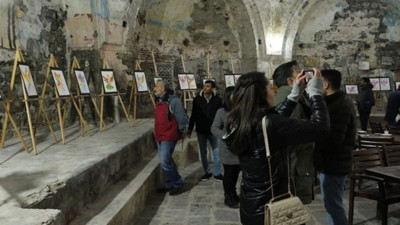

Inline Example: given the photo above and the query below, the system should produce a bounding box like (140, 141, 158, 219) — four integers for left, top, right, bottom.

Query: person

(188, 80, 223, 181)
(356, 77, 375, 131)
(315, 69, 356, 225)
(211, 86, 240, 208)
(153, 80, 188, 195)
(272, 60, 315, 204)
(223, 71, 330, 225)
(384, 85, 400, 127)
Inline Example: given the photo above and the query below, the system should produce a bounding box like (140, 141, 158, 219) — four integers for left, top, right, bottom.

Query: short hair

(321, 69, 342, 90)
(204, 80, 216, 88)
(156, 79, 169, 90)
(272, 60, 298, 88)
(361, 77, 370, 83)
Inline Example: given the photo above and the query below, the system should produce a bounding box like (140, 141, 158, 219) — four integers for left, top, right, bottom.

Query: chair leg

(349, 179, 355, 225)
(381, 204, 388, 225)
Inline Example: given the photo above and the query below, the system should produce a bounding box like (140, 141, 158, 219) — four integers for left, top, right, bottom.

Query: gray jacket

(211, 108, 240, 165)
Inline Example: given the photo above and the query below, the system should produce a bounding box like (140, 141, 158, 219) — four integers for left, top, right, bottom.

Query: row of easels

(0, 48, 147, 155)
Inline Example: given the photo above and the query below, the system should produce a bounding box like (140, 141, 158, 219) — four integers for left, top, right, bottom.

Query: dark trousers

(223, 164, 241, 195)
(359, 112, 370, 131)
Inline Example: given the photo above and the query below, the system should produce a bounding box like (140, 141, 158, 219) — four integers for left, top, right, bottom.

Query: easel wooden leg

(100, 95, 105, 131)
(56, 99, 66, 144)
(70, 98, 91, 136)
(0, 108, 10, 148)
(1, 102, 29, 152)
(118, 95, 131, 125)
(91, 96, 105, 128)
(133, 93, 137, 126)
(24, 101, 38, 154)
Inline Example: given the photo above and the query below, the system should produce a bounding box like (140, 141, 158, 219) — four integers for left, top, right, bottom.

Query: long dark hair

(226, 72, 269, 155)
(223, 86, 235, 111)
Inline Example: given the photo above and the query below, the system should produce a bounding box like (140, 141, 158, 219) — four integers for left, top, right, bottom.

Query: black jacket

(315, 91, 356, 175)
(357, 84, 375, 113)
(188, 91, 222, 135)
(237, 95, 330, 225)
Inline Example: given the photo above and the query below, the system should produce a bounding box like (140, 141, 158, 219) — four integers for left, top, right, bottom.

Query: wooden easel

(1, 47, 56, 154)
(38, 54, 91, 144)
(180, 55, 196, 109)
(99, 59, 131, 130)
(127, 59, 155, 126)
(0, 100, 29, 152)
(70, 56, 105, 129)
(229, 54, 236, 74)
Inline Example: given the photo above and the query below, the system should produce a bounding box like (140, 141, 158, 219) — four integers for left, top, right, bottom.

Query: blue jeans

(319, 173, 348, 225)
(157, 141, 183, 189)
(197, 133, 221, 175)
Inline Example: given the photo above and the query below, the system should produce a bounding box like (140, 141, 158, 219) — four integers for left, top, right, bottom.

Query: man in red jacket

(154, 80, 188, 195)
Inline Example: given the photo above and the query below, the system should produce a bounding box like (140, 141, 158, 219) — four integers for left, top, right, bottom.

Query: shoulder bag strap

(262, 116, 292, 202)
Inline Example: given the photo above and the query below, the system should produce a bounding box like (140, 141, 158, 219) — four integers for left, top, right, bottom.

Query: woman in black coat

(224, 71, 330, 225)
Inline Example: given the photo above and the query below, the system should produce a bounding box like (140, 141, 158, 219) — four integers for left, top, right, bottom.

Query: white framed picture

(345, 85, 359, 94)
(101, 70, 118, 93)
(178, 74, 189, 90)
(74, 69, 90, 95)
(379, 77, 390, 91)
(18, 63, 38, 97)
(369, 78, 380, 91)
(50, 68, 71, 97)
(187, 74, 197, 90)
(134, 70, 149, 92)
(225, 75, 235, 87)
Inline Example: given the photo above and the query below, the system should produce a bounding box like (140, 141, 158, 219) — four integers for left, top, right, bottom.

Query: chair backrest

(352, 148, 383, 174)
(357, 135, 394, 149)
(389, 126, 400, 134)
(369, 121, 385, 134)
(382, 145, 400, 166)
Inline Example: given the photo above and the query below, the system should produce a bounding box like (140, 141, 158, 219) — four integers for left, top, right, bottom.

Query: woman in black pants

(211, 86, 241, 208)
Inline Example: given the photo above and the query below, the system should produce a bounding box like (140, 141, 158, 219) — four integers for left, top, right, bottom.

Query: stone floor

(133, 161, 400, 225)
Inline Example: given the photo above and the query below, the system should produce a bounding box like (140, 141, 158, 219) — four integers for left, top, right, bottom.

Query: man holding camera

(272, 60, 315, 204)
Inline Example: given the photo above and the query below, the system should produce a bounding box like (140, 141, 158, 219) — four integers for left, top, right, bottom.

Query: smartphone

(304, 70, 314, 83)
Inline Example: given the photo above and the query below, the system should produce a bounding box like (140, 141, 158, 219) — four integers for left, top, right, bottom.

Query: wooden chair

(382, 145, 400, 166)
(348, 173, 400, 225)
(349, 148, 400, 225)
(370, 121, 385, 134)
(357, 135, 394, 149)
(388, 126, 400, 134)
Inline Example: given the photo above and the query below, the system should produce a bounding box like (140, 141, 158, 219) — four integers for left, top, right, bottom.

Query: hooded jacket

(357, 83, 375, 113)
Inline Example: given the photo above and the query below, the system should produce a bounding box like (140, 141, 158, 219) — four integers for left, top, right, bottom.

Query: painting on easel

(134, 71, 149, 92)
(178, 74, 190, 90)
(50, 68, 71, 97)
(101, 69, 118, 93)
(18, 63, 38, 97)
(74, 69, 90, 95)
(225, 75, 235, 87)
(187, 74, 197, 90)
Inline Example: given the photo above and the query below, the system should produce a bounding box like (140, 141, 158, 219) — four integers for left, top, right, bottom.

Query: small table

(364, 165, 400, 183)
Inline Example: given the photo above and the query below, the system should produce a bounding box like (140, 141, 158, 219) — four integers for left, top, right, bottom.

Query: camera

(304, 70, 314, 83)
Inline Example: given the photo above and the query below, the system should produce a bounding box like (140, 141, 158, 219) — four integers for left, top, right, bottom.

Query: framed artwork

(395, 82, 400, 90)
(225, 75, 235, 87)
(178, 74, 189, 90)
(203, 78, 216, 85)
(358, 61, 370, 70)
(379, 77, 391, 91)
(74, 69, 90, 95)
(187, 74, 197, 90)
(369, 78, 380, 91)
(50, 68, 71, 97)
(345, 85, 359, 94)
(101, 70, 118, 93)
(234, 74, 241, 84)
(134, 71, 149, 92)
(18, 63, 38, 97)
